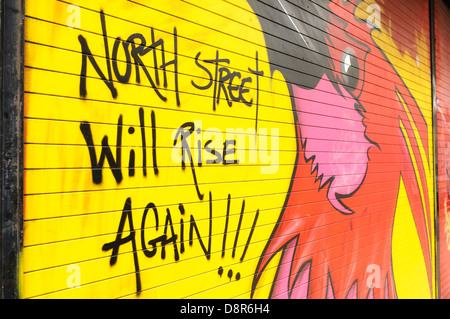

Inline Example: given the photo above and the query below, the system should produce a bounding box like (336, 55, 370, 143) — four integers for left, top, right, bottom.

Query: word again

(102, 192, 259, 295)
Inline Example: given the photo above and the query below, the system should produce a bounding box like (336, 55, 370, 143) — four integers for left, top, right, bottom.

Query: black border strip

(429, 0, 440, 300)
(0, 0, 24, 299)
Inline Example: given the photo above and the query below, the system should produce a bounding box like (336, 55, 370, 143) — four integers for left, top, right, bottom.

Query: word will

(80, 107, 158, 185)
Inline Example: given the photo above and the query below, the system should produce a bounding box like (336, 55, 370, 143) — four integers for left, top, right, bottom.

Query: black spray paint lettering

(219, 196, 259, 282)
(78, 10, 179, 105)
(191, 51, 263, 112)
(80, 107, 158, 185)
(103, 193, 259, 295)
(172, 122, 204, 200)
(173, 121, 240, 166)
(172, 121, 240, 200)
(102, 197, 142, 294)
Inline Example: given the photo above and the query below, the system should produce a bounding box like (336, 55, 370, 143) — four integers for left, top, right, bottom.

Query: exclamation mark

(222, 194, 231, 258)
(232, 199, 245, 258)
(240, 210, 259, 262)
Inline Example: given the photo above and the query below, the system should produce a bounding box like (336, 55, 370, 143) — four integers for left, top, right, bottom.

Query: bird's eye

(340, 48, 359, 92)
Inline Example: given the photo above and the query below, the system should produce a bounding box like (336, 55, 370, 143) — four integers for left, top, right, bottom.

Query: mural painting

(22, 0, 435, 299)
(248, 0, 434, 299)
